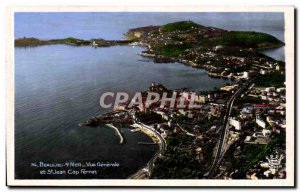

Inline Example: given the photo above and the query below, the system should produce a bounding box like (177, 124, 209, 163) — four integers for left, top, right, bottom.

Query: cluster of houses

(217, 81, 286, 179)
(184, 46, 283, 81)
(113, 83, 229, 156)
(212, 80, 286, 180)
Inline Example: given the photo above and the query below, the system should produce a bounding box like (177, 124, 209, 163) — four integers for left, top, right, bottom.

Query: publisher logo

(99, 91, 203, 111)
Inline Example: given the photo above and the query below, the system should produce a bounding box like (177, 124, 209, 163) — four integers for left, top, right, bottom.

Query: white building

(242, 72, 249, 79)
(261, 95, 267, 100)
(276, 87, 285, 93)
(229, 117, 242, 130)
(256, 115, 266, 128)
(91, 41, 98, 46)
(260, 70, 269, 75)
(214, 45, 224, 51)
(261, 129, 271, 137)
(265, 87, 275, 92)
(244, 136, 252, 142)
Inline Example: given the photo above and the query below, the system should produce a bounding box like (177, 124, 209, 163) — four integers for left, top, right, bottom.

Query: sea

(14, 12, 285, 179)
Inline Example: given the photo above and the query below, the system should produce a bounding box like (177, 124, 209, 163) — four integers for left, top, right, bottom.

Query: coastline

(75, 36, 285, 178)
(17, 21, 286, 179)
(80, 110, 164, 179)
(128, 123, 166, 179)
(14, 37, 137, 47)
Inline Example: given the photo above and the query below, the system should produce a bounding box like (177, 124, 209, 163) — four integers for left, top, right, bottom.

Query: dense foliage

(15, 37, 46, 47)
(160, 21, 204, 32)
(254, 72, 285, 88)
(155, 43, 191, 57)
(236, 96, 264, 104)
(239, 135, 282, 174)
(151, 133, 206, 179)
(221, 31, 283, 48)
(204, 31, 283, 48)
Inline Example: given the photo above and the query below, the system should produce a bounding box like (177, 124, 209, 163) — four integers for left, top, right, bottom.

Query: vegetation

(15, 37, 88, 47)
(173, 115, 190, 124)
(55, 37, 91, 45)
(204, 31, 283, 48)
(236, 96, 264, 104)
(15, 37, 47, 47)
(135, 111, 164, 124)
(151, 133, 205, 179)
(230, 65, 253, 73)
(63, 37, 79, 44)
(222, 31, 283, 48)
(230, 108, 240, 117)
(160, 21, 204, 32)
(154, 43, 191, 57)
(151, 150, 204, 179)
(217, 48, 259, 57)
(16, 22, 283, 52)
(170, 35, 186, 41)
(240, 135, 282, 174)
(166, 132, 194, 146)
(15, 37, 134, 47)
(254, 72, 285, 88)
(198, 89, 227, 96)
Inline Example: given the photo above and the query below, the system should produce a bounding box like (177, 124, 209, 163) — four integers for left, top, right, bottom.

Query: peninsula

(16, 21, 286, 180)
(15, 37, 137, 47)
(15, 21, 284, 80)
(124, 21, 284, 79)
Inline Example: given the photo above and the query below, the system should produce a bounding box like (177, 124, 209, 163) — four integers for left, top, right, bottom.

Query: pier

(106, 124, 124, 144)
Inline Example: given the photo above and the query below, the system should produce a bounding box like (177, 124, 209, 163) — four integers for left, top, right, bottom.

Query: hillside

(127, 21, 284, 50)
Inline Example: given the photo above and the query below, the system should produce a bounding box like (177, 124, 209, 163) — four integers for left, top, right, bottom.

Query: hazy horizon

(14, 12, 284, 41)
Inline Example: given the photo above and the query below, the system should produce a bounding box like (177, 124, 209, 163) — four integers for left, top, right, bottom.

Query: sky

(14, 12, 284, 40)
